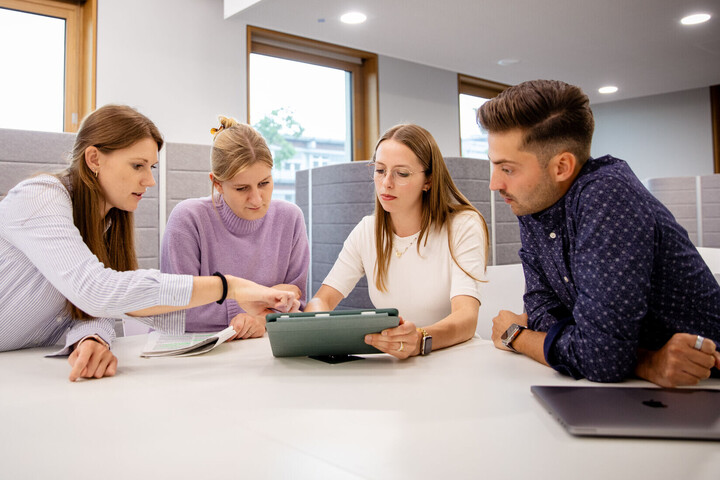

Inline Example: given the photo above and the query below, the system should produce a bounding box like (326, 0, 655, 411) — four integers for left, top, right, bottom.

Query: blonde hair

(56, 104, 163, 320)
(373, 124, 489, 292)
(209, 116, 273, 203)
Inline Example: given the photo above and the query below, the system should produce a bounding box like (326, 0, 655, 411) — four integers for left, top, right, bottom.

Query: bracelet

(213, 272, 228, 305)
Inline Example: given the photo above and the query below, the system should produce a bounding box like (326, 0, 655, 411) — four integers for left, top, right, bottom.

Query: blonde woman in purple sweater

(161, 117, 309, 340)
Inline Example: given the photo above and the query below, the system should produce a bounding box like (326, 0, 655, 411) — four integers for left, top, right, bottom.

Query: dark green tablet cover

(265, 308, 399, 357)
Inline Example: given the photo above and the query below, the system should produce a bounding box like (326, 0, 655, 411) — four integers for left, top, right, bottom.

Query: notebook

(531, 385, 720, 440)
(265, 308, 399, 358)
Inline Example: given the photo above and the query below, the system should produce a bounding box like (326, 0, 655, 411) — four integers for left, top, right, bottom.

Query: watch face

(422, 336, 432, 355)
(502, 324, 519, 346)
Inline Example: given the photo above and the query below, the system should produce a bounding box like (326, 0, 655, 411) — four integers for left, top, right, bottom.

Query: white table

(1, 335, 718, 480)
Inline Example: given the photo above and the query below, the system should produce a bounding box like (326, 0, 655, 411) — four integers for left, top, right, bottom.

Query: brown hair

(372, 124, 489, 292)
(477, 79, 594, 165)
(209, 116, 274, 204)
(57, 104, 163, 320)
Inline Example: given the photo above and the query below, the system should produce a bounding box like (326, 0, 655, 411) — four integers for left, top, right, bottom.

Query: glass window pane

(459, 93, 491, 159)
(249, 53, 352, 203)
(0, 8, 65, 132)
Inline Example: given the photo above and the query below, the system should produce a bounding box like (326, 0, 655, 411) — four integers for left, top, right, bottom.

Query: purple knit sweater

(160, 195, 309, 332)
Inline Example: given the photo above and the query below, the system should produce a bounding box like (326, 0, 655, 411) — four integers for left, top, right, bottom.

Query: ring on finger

(397, 341, 404, 352)
(694, 335, 705, 351)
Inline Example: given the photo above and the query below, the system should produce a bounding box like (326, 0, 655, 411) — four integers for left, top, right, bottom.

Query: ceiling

(227, 0, 720, 104)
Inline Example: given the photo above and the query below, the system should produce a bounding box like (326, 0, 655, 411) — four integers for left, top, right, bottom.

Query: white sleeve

(1, 177, 193, 318)
(321, 217, 371, 298)
(449, 211, 487, 302)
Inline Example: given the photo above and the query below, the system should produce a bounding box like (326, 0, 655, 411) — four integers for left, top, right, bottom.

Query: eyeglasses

(369, 162, 424, 186)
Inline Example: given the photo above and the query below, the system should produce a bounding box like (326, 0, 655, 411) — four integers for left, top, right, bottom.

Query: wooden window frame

(247, 25, 378, 161)
(457, 74, 508, 154)
(0, 0, 96, 132)
(711, 84, 720, 174)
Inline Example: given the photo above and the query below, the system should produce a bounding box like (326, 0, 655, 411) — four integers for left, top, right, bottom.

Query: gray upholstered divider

(646, 177, 699, 245)
(646, 174, 720, 248)
(0, 128, 75, 200)
(164, 142, 212, 219)
(297, 157, 503, 309)
(700, 175, 720, 247)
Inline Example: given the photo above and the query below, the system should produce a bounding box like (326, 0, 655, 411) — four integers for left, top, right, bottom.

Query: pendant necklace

(394, 233, 419, 258)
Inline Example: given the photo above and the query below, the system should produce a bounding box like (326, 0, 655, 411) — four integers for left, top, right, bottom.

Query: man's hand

(491, 310, 528, 351)
(68, 338, 117, 382)
(635, 333, 720, 388)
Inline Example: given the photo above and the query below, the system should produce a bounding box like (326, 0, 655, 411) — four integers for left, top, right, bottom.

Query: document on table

(140, 326, 236, 357)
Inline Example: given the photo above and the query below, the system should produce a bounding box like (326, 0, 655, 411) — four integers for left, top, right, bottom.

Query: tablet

(265, 308, 400, 358)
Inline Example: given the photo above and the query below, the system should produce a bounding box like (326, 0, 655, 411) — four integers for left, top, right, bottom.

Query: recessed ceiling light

(497, 58, 520, 66)
(681, 13, 711, 25)
(598, 86, 618, 94)
(340, 12, 366, 24)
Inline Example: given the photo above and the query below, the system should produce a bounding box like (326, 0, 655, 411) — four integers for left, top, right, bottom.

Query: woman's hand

(364, 317, 421, 360)
(227, 276, 300, 315)
(229, 313, 267, 340)
(68, 337, 117, 382)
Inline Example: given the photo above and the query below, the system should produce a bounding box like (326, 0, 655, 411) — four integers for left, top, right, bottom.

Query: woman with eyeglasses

(305, 124, 489, 358)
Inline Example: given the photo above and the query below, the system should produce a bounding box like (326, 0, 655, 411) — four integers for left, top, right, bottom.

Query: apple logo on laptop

(642, 399, 668, 408)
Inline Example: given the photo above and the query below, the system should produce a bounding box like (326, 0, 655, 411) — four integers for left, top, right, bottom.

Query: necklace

(394, 233, 419, 258)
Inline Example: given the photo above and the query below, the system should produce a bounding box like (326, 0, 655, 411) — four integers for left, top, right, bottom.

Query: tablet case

(266, 308, 400, 357)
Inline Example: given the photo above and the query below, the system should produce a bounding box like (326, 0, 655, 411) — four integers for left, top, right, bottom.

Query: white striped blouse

(0, 175, 193, 354)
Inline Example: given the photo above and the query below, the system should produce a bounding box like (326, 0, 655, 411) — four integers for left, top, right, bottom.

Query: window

(0, 0, 96, 132)
(458, 74, 508, 159)
(248, 26, 378, 202)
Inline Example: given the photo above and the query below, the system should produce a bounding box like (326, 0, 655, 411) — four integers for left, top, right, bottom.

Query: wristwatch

(417, 327, 432, 355)
(501, 323, 527, 353)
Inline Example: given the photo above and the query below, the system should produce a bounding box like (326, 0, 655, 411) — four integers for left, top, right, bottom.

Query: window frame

(0, 0, 96, 132)
(457, 73, 508, 156)
(247, 25, 379, 161)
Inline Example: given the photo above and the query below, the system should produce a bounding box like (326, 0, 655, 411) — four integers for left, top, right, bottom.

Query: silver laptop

(531, 385, 720, 440)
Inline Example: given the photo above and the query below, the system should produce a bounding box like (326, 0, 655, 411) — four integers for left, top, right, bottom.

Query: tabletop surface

(1, 334, 718, 480)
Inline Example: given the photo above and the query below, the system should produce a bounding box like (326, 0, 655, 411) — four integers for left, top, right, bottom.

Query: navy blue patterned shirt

(519, 155, 720, 382)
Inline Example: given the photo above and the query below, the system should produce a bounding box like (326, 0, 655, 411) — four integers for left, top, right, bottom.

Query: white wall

(378, 56, 460, 156)
(97, 0, 246, 145)
(591, 88, 713, 182)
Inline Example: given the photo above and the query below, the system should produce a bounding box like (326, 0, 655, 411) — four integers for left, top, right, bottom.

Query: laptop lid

(531, 385, 720, 440)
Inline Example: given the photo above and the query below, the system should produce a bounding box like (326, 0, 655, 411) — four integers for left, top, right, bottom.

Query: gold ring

(397, 341, 404, 352)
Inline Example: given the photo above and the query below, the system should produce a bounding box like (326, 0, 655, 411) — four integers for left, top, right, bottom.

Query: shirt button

(56, 317, 63, 323)
(549, 232, 557, 239)
(563, 276, 569, 282)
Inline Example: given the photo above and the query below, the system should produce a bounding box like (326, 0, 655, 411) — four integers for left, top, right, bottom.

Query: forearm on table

(513, 329, 549, 366)
(425, 298, 478, 351)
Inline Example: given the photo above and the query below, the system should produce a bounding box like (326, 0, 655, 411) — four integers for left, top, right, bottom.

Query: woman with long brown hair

(0, 105, 298, 381)
(306, 124, 488, 358)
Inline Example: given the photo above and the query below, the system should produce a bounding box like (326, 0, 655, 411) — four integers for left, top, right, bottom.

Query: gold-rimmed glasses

(369, 162, 424, 186)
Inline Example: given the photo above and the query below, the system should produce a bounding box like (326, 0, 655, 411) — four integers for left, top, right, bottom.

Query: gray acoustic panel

(701, 175, 720, 248)
(164, 142, 212, 220)
(646, 176, 698, 245)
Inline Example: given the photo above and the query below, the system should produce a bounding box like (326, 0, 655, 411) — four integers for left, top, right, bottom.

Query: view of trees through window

(250, 53, 353, 203)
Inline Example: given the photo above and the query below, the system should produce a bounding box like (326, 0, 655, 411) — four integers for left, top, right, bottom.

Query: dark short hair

(477, 79, 594, 165)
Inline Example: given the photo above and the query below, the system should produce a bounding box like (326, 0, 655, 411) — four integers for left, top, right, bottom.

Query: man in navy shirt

(478, 79, 720, 387)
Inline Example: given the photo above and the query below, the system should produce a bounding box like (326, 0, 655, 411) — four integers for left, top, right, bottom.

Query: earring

(94, 170, 98, 178)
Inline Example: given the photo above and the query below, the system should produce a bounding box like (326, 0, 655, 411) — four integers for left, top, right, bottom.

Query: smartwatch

(501, 323, 527, 353)
(417, 327, 432, 355)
